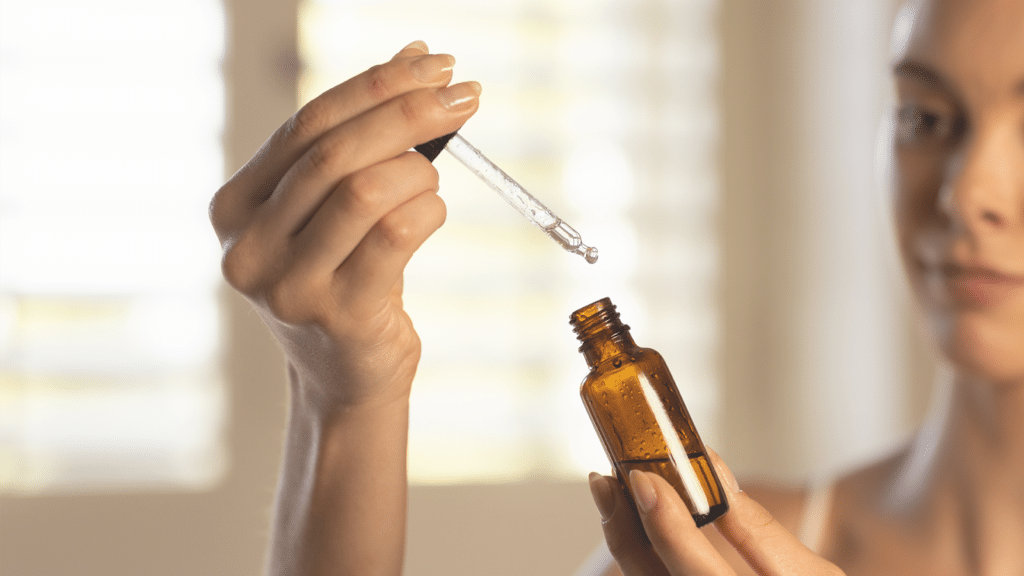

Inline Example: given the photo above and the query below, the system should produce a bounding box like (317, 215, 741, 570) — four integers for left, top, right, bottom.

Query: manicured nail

(708, 448, 741, 494)
(629, 469, 657, 515)
(437, 81, 481, 110)
(588, 472, 616, 522)
(410, 54, 455, 84)
(400, 40, 429, 54)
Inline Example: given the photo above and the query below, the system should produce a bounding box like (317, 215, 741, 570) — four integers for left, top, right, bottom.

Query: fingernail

(437, 81, 481, 110)
(588, 472, 616, 522)
(708, 448, 741, 494)
(400, 40, 429, 54)
(410, 54, 456, 84)
(629, 469, 657, 515)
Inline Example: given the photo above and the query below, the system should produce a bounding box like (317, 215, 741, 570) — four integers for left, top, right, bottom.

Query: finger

(629, 470, 735, 576)
(589, 472, 671, 576)
(250, 42, 449, 191)
(333, 188, 447, 321)
(292, 151, 439, 274)
(394, 39, 430, 58)
(211, 41, 454, 232)
(259, 80, 480, 238)
(709, 452, 843, 575)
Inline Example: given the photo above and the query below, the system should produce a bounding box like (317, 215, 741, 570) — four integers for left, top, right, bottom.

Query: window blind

(0, 0, 227, 492)
(299, 0, 721, 484)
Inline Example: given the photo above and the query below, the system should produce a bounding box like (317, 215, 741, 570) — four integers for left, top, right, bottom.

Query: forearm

(268, 365, 411, 576)
(209, 40, 479, 576)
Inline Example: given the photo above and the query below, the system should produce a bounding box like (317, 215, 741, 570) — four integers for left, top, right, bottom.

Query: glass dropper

(415, 132, 599, 264)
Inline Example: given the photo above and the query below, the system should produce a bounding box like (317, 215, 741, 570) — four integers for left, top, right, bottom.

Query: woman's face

(892, 0, 1024, 384)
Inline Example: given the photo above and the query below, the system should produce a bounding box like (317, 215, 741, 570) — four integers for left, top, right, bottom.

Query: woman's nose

(939, 125, 1024, 233)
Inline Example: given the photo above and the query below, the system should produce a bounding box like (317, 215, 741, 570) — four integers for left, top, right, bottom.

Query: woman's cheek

(892, 153, 928, 263)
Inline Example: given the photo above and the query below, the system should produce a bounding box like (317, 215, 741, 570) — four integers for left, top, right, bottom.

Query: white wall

(0, 2, 935, 575)
(717, 0, 932, 482)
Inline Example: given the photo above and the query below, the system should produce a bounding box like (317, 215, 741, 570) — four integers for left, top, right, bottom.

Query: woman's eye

(896, 103, 962, 145)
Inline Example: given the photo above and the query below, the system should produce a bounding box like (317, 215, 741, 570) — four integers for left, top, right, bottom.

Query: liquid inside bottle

(571, 297, 728, 527)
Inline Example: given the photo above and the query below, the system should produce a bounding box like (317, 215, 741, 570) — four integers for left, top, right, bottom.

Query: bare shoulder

(719, 451, 906, 573)
(740, 481, 809, 527)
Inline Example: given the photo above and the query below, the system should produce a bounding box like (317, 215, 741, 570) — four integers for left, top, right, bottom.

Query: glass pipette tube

(426, 133, 598, 264)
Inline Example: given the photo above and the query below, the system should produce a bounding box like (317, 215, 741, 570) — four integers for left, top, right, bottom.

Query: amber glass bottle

(571, 297, 728, 527)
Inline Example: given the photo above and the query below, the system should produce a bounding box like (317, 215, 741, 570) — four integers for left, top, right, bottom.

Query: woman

(208, 0, 1024, 573)
(589, 1, 1023, 573)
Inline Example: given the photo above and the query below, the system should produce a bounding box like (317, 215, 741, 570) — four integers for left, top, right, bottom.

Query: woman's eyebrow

(896, 59, 1024, 100)
(892, 59, 950, 91)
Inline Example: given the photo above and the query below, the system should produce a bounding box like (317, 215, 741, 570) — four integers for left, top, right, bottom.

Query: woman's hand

(213, 42, 481, 576)
(209, 41, 480, 414)
(589, 451, 845, 575)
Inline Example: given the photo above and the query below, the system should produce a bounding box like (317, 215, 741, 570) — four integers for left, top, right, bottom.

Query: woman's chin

(933, 311, 1024, 387)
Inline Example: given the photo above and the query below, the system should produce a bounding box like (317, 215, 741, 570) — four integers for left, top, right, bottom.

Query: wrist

(285, 361, 413, 427)
(271, 368, 412, 576)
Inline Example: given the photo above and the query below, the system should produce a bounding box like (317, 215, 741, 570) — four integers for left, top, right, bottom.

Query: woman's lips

(941, 263, 1024, 306)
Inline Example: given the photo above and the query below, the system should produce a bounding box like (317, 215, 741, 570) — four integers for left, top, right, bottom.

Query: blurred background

(0, 0, 935, 574)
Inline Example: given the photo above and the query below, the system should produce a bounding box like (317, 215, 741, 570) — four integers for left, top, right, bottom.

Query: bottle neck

(570, 298, 637, 369)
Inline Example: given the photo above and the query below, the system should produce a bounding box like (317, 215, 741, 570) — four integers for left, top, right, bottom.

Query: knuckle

(288, 98, 332, 141)
(364, 63, 399, 102)
(208, 186, 232, 236)
(376, 211, 419, 251)
(265, 276, 312, 325)
(304, 134, 352, 176)
(220, 235, 260, 294)
(209, 175, 277, 241)
(396, 93, 426, 126)
(342, 171, 386, 219)
(223, 233, 327, 326)
(264, 284, 296, 323)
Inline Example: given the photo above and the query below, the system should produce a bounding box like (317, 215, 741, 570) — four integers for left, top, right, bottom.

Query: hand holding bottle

(589, 450, 846, 575)
(210, 41, 480, 413)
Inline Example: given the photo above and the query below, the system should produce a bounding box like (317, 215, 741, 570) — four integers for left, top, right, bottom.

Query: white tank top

(797, 479, 835, 555)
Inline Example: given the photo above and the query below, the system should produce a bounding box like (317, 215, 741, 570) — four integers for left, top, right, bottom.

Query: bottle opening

(569, 297, 630, 345)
